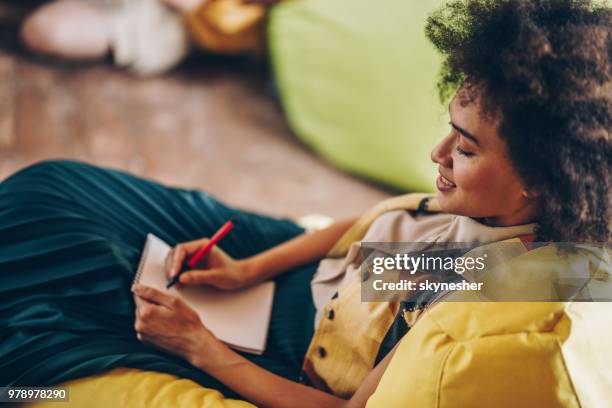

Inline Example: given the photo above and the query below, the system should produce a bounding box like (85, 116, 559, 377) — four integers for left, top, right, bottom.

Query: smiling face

(430, 90, 539, 227)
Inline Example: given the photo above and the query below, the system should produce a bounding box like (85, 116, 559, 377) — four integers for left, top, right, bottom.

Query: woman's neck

(480, 205, 539, 227)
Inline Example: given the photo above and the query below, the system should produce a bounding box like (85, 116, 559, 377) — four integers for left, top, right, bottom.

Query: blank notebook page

(133, 234, 275, 355)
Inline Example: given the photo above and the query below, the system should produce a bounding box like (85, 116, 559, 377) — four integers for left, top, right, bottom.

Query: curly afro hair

(425, 0, 611, 243)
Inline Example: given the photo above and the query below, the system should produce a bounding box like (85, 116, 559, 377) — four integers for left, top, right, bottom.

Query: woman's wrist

(188, 329, 226, 369)
(189, 334, 241, 373)
(240, 257, 263, 285)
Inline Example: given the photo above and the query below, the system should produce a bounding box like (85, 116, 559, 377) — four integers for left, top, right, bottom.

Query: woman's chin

(435, 189, 458, 213)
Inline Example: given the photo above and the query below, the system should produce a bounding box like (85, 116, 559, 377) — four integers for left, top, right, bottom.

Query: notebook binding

(132, 235, 151, 287)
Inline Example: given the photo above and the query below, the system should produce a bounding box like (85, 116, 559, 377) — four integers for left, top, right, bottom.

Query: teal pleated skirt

(0, 160, 317, 399)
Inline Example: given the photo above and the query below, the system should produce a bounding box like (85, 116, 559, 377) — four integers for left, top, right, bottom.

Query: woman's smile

(436, 172, 456, 192)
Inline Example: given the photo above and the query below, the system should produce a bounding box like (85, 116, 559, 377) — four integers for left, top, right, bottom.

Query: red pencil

(166, 216, 237, 289)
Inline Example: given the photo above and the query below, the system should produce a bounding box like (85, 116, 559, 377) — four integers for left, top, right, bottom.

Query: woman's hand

(166, 237, 256, 290)
(133, 284, 227, 367)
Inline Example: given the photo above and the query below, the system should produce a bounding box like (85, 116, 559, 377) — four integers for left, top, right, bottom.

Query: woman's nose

(431, 133, 454, 168)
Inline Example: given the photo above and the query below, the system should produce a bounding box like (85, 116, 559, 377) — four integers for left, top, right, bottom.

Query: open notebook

(133, 234, 275, 355)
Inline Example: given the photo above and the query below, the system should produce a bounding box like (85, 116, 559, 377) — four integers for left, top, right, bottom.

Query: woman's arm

(169, 218, 356, 289)
(192, 337, 397, 408)
(244, 218, 356, 283)
(133, 284, 396, 408)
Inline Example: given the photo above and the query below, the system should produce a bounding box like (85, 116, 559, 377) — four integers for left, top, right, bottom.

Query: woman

(1, 0, 610, 406)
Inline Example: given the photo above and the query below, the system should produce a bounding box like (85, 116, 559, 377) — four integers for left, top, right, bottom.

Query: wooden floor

(0, 3, 390, 220)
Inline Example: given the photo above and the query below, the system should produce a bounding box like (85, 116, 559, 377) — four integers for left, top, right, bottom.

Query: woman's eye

(456, 146, 475, 157)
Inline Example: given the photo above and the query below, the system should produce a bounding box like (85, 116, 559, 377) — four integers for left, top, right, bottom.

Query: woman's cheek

(455, 159, 496, 195)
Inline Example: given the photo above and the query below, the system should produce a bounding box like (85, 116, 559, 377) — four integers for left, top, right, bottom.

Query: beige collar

(438, 215, 536, 243)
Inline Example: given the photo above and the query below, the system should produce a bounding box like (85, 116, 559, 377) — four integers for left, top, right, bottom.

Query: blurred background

(0, 0, 447, 220)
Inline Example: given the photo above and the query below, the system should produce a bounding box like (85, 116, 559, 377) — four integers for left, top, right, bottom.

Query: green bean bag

(269, 0, 446, 192)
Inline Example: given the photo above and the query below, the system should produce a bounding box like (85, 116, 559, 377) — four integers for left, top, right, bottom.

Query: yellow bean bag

(26, 368, 254, 408)
(367, 301, 612, 407)
(366, 245, 612, 408)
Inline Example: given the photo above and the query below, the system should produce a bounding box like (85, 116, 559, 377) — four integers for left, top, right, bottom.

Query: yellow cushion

(26, 368, 254, 408)
(366, 301, 612, 407)
(367, 244, 612, 407)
